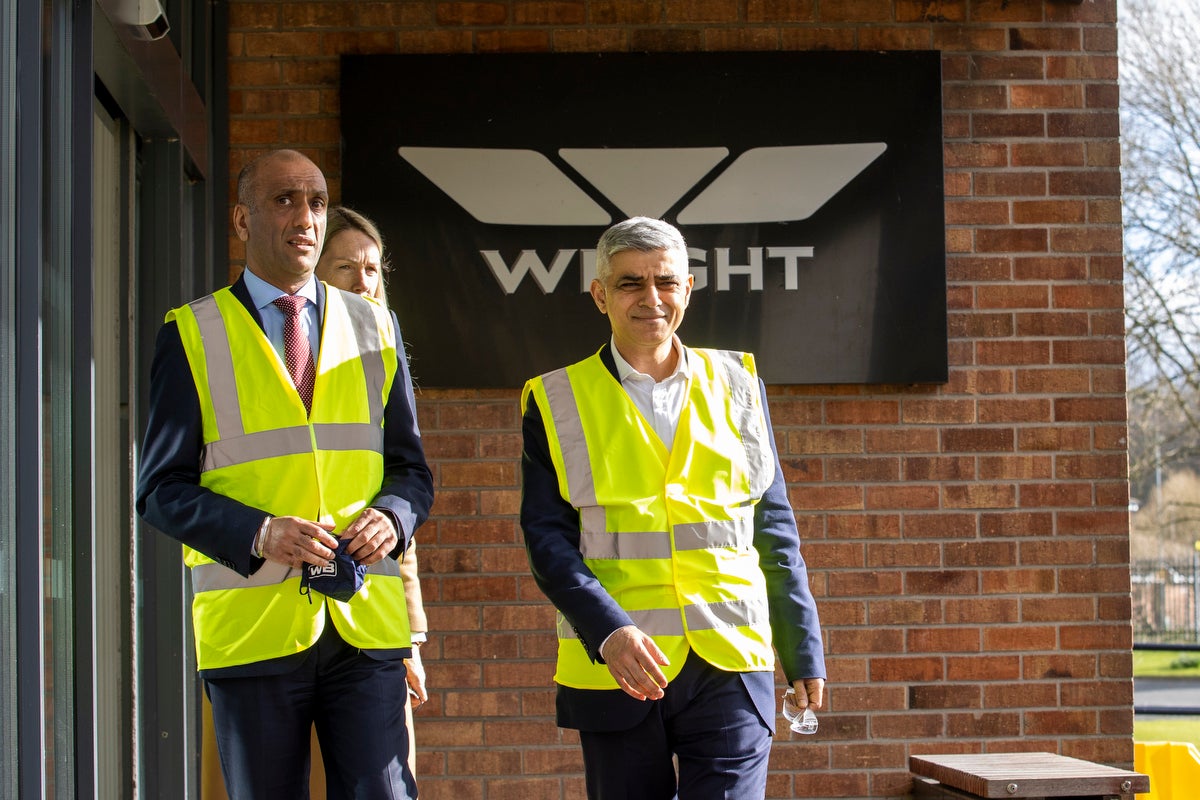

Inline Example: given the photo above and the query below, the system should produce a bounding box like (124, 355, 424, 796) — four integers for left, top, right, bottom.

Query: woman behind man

(315, 206, 430, 780)
(317, 207, 392, 301)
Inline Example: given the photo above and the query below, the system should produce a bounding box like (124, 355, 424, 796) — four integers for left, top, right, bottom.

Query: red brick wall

(225, 2, 1129, 798)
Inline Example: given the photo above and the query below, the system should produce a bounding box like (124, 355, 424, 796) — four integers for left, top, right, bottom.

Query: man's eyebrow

(276, 186, 327, 196)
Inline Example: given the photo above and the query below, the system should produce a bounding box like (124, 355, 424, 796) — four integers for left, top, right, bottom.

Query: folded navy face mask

(301, 538, 366, 603)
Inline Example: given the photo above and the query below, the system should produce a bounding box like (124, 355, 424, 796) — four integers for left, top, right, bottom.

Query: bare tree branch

(1122, 0, 1200, 496)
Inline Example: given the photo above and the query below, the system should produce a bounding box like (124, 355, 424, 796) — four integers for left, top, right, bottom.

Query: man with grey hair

(520, 216, 826, 799)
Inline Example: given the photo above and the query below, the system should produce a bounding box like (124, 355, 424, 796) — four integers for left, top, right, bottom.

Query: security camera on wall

(111, 0, 170, 41)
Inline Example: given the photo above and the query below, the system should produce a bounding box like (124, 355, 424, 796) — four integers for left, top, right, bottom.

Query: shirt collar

(611, 335, 690, 384)
(243, 267, 318, 312)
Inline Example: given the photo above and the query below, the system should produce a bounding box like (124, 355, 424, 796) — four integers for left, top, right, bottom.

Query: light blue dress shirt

(242, 268, 320, 364)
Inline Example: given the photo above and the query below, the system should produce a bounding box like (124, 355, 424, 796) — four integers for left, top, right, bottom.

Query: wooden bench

(910, 752, 1150, 800)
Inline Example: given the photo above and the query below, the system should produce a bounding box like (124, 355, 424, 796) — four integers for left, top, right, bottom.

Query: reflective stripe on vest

(712, 349, 775, 500)
(541, 368, 597, 509)
(685, 596, 769, 633)
(556, 597, 768, 640)
(201, 423, 384, 473)
(558, 607, 684, 640)
(577, 518, 752, 561)
(191, 550, 401, 593)
(191, 293, 242, 438)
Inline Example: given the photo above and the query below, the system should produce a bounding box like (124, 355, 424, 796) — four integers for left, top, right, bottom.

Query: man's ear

(682, 272, 695, 306)
(232, 203, 251, 243)
(590, 279, 607, 314)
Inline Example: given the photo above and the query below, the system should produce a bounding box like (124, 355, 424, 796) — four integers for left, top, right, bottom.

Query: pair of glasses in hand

(782, 687, 818, 735)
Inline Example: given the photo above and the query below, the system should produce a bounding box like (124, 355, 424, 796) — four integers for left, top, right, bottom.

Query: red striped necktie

(271, 295, 315, 414)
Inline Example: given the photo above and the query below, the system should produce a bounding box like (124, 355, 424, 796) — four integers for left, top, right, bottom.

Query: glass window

(0, 0, 18, 792)
(40, 0, 79, 792)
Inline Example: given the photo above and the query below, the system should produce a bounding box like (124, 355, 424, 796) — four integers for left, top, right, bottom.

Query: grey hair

(594, 217, 688, 283)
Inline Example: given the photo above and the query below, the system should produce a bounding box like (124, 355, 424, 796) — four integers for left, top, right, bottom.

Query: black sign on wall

(340, 52, 946, 387)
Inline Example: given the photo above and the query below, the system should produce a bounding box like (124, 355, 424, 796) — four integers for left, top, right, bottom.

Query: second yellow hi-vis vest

(523, 347, 777, 690)
(169, 284, 409, 671)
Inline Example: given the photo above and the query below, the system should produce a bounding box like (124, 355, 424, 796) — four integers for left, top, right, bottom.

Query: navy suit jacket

(520, 344, 825, 732)
(136, 276, 434, 673)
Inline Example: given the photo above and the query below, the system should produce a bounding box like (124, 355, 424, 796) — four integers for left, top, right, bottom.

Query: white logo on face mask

(308, 561, 338, 579)
(397, 144, 888, 226)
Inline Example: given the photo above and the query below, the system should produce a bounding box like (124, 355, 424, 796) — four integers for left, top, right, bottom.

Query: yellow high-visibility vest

(523, 347, 777, 690)
(169, 284, 410, 671)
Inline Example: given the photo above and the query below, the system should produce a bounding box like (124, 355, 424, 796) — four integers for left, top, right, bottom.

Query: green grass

(1135, 717, 1200, 749)
(1135, 650, 1200, 749)
(1134, 650, 1200, 678)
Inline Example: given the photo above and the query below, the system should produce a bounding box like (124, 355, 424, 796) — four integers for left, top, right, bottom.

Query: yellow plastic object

(1135, 740, 1200, 800)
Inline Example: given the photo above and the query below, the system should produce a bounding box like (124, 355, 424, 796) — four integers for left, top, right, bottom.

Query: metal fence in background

(1133, 557, 1200, 644)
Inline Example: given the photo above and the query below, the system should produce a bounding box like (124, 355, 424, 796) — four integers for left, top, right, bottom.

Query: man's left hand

(791, 677, 825, 711)
(341, 507, 398, 565)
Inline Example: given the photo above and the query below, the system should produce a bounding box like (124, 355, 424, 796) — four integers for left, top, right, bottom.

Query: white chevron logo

(397, 144, 888, 226)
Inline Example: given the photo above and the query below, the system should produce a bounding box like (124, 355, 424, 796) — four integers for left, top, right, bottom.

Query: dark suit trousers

(205, 619, 416, 800)
(577, 650, 774, 800)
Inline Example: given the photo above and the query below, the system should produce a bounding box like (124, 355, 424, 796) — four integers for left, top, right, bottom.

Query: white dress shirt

(610, 335, 691, 451)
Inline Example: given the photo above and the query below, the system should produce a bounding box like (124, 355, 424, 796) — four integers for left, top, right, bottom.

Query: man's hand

(790, 677, 825, 712)
(260, 516, 338, 568)
(600, 625, 670, 701)
(341, 507, 398, 566)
